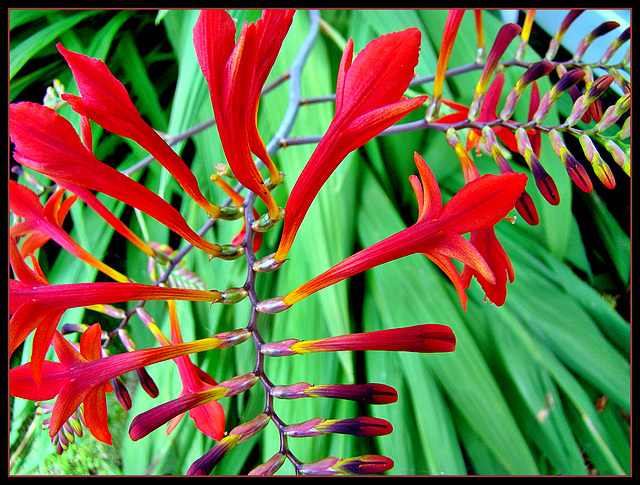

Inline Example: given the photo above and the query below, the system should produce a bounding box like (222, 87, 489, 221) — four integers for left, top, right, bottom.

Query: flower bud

(616, 117, 630, 140)
(332, 455, 395, 475)
(187, 435, 239, 475)
(304, 383, 398, 404)
(229, 413, 270, 443)
(251, 207, 285, 232)
(600, 26, 630, 64)
(299, 455, 394, 475)
(573, 21, 620, 62)
(248, 452, 286, 476)
(299, 457, 342, 476)
(579, 134, 616, 189)
(545, 10, 583, 60)
(533, 69, 585, 123)
(216, 244, 245, 261)
(603, 139, 630, 176)
(111, 376, 132, 410)
(548, 130, 593, 193)
(285, 416, 393, 438)
(218, 373, 259, 397)
(516, 128, 559, 205)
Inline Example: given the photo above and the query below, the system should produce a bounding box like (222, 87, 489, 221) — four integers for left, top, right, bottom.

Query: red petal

(440, 172, 528, 234)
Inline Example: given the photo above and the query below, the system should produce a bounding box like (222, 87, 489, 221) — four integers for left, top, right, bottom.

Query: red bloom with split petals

(9, 238, 226, 385)
(272, 29, 428, 262)
(258, 153, 527, 313)
(194, 10, 295, 221)
(9, 323, 235, 445)
(56, 44, 223, 219)
(10, 102, 224, 257)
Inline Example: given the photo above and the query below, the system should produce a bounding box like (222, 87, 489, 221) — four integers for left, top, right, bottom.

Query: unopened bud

(219, 287, 248, 305)
(251, 207, 285, 232)
(229, 413, 270, 443)
(255, 296, 291, 314)
(218, 373, 259, 397)
(217, 244, 245, 261)
(579, 134, 616, 189)
(603, 139, 630, 176)
(248, 452, 286, 476)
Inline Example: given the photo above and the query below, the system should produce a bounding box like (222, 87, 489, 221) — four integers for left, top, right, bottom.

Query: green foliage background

(9, 9, 630, 475)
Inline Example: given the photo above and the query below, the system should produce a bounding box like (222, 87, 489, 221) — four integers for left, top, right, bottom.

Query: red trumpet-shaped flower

(258, 153, 526, 313)
(55, 44, 235, 221)
(9, 323, 246, 445)
(10, 181, 129, 283)
(426, 9, 466, 120)
(9, 237, 230, 385)
(269, 28, 428, 264)
(260, 324, 456, 356)
(9, 102, 235, 259)
(194, 10, 295, 223)
(143, 300, 226, 441)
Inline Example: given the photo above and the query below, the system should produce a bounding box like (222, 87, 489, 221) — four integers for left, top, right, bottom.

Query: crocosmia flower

(194, 9, 295, 224)
(9, 102, 230, 258)
(56, 44, 232, 220)
(257, 153, 527, 313)
(268, 28, 429, 265)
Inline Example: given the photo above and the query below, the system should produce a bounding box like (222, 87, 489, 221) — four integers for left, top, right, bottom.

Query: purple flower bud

(187, 435, 239, 475)
(248, 452, 286, 476)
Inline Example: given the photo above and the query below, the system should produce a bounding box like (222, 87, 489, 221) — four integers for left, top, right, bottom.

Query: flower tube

(260, 324, 456, 356)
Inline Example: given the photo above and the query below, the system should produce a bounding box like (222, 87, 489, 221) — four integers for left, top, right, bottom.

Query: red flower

(9, 237, 228, 385)
(56, 44, 230, 220)
(9, 323, 241, 445)
(10, 102, 231, 258)
(257, 153, 527, 313)
(261, 324, 456, 356)
(270, 29, 428, 264)
(10, 181, 129, 283)
(194, 10, 295, 222)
